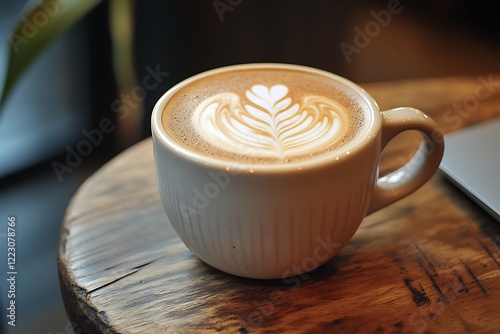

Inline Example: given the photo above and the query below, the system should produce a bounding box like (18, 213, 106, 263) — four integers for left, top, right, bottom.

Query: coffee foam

(162, 69, 370, 164)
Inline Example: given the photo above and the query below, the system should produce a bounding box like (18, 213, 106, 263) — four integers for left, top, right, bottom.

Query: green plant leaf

(0, 0, 103, 111)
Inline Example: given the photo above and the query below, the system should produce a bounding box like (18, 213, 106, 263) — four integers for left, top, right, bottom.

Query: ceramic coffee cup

(151, 63, 444, 279)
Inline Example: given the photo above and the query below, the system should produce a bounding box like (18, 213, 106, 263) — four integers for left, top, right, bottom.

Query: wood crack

(391, 252, 430, 306)
(478, 239, 500, 268)
(88, 256, 165, 295)
(414, 244, 449, 303)
(88, 270, 138, 295)
(463, 262, 488, 296)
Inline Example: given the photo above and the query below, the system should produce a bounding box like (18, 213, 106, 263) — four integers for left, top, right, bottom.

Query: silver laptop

(439, 117, 500, 223)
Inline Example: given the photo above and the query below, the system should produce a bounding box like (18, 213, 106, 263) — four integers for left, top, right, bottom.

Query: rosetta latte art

(192, 84, 347, 159)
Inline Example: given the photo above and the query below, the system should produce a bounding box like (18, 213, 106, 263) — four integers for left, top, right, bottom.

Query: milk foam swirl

(192, 84, 347, 159)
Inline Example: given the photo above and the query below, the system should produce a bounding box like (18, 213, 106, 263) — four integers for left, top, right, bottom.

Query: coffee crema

(162, 68, 370, 164)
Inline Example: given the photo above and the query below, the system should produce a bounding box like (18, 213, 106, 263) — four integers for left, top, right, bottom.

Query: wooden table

(58, 75, 500, 334)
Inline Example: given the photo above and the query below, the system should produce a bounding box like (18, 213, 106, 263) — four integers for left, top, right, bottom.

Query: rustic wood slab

(58, 75, 500, 333)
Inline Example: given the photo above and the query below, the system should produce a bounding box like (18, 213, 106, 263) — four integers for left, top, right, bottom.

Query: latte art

(162, 68, 370, 164)
(193, 84, 347, 159)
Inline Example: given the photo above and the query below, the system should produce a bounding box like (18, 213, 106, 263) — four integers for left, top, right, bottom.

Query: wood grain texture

(58, 75, 500, 333)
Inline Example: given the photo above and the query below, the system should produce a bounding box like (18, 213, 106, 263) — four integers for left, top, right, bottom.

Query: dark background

(1, 1, 500, 333)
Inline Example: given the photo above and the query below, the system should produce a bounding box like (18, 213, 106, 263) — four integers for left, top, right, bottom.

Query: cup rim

(151, 63, 381, 173)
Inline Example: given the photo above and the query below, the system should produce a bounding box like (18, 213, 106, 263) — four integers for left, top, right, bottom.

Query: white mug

(151, 64, 444, 279)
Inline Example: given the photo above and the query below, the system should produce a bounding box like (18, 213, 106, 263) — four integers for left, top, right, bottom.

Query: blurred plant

(0, 0, 141, 146)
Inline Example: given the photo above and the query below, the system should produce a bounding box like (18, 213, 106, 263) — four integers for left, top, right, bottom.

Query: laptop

(439, 118, 500, 223)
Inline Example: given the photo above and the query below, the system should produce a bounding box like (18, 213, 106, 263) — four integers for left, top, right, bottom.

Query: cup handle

(367, 107, 445, 215)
